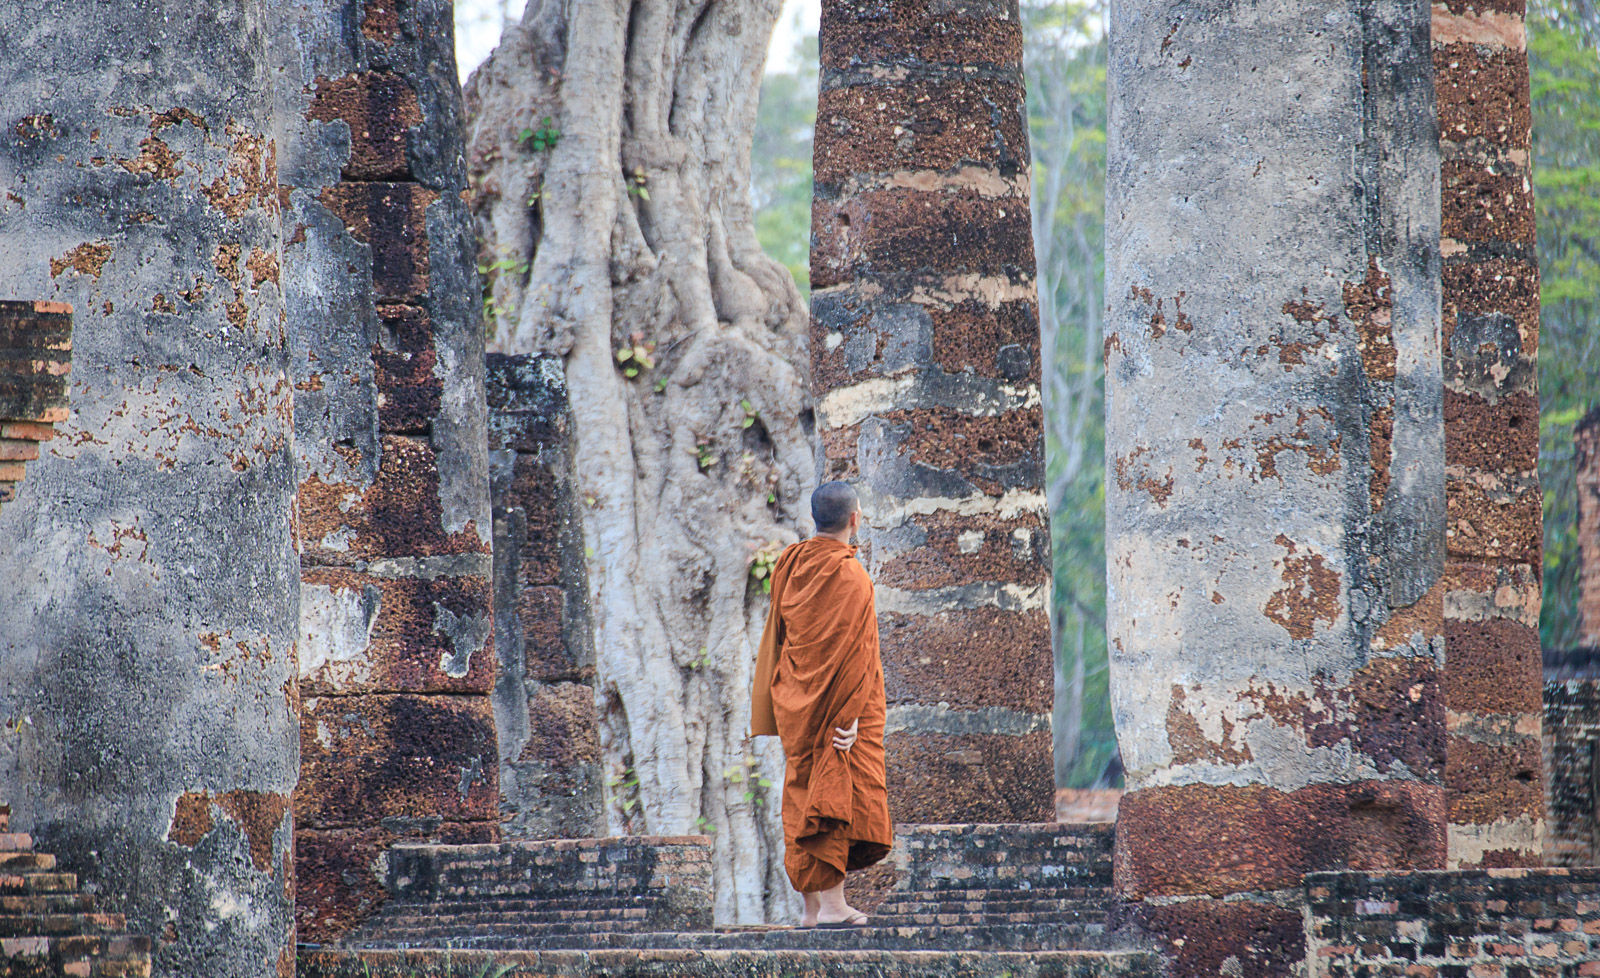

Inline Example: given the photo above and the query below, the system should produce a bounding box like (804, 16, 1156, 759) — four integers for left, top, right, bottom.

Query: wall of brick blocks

(0, 301, 70, 513)
(1544, 652, 1600, 867)
(1579, 410, 1600, 651)
(1306, 867, 1600, 976)
(1435, 0, 1547, 867)
(486, 353, 604, 841)
(273, 0, 499, 943)
(809, 0, 1055, 824)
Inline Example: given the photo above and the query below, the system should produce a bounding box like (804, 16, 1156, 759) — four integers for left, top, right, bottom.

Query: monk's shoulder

(839, 551, 874, 590)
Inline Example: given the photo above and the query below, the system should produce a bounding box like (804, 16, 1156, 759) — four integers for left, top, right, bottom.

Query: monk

(750, 481, 892, 928)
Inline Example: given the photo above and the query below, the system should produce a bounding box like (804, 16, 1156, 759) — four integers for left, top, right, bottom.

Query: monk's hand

(833, 718, 859, 751)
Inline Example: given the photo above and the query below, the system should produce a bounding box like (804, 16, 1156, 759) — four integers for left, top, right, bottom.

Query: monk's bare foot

(815, 907, 869, 927)
(799, 892, 821, 928)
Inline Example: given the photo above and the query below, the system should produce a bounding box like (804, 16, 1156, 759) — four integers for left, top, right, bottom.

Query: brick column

(0, 4, 300, 974)
(1434, 0, 1546, 867)
(1577, 409, 1600, 651)
(1104, 0, 1448, 972)
(273, 0, 500, 942)
(809, 0, 1054, 824)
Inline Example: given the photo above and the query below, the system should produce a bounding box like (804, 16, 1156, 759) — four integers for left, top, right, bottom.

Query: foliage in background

(1023, 0, 1118, 788)
(751, 33, 818, 296)
(1530, 0, 1600, 653)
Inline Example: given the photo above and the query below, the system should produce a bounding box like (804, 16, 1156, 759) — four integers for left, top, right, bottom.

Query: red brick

(1116, 780, 1447, 898)
(296, 693, 499, 828)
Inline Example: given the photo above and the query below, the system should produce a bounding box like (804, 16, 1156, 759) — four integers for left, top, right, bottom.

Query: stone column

(1579, 410, 1600, 651)
(0, 5, 299, 976)
(273, 0, 499, 942)
(486, 353, 604, 840)
(1105, 0, 1447, 972)
(810, 0, 1054, 824)
(1434, 0, 1546, 868)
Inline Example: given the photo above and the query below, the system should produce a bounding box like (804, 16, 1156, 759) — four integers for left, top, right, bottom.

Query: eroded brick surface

(1435, 0, 1545, 865)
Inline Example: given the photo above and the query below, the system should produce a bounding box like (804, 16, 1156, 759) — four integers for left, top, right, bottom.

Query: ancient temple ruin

(0, 0, 1596, 977)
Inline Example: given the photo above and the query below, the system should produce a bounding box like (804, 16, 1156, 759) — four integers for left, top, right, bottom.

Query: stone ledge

(301, 947, 1163, 978)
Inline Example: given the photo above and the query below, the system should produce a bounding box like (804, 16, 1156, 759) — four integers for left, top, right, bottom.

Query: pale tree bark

(465, 0, 811, 923)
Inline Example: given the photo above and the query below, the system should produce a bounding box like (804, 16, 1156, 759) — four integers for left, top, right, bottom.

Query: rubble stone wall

(1544, 653, 1600, 866)
(1305, 867, 1600, 976)
(272, 0, 499, 944)
(810, 0, 1055, 824)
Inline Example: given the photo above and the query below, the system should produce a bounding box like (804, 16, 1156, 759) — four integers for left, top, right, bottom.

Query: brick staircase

(304, 823, 1157, 977)
(0, 806, 151, 978)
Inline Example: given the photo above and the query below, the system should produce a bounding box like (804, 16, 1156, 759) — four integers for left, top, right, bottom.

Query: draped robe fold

(750, 536, 893, 892)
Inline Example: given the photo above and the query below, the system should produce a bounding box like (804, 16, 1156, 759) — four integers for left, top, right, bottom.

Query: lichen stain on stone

(166, 789, 290, 873)
(1167, 685, 1253, 766)
(48, 241, 112, 279)
(1263, 534, 1341, 640)
(1252, 407, 1342, 482)
(1114, 445, 1174, 507)
(117, 135, 184, 181)
(1346, 258, 1396, 383)
(1369, 404, 1395, 513)
(201, 128, 277, 221)
(1129, 285, 1192, 341)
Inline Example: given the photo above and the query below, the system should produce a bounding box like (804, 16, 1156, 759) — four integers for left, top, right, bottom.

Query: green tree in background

(1023, 0, 1118, 788)
(1530, 0, 1600, 652)
(752, 34, 817, 295)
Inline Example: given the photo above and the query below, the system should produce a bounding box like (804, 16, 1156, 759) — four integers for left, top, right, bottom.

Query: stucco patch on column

(1105, 0, 1446, 971)
(810, 0, 1054, 823)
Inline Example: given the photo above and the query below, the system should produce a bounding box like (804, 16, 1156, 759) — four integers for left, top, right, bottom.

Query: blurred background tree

(1530, 0, 1600, 653)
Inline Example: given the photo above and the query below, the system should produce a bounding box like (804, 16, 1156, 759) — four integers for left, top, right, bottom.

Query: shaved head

(811, 481, 860, 534)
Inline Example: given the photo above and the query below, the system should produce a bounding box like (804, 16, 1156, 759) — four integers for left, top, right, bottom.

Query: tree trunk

(465, 0, 812, 923)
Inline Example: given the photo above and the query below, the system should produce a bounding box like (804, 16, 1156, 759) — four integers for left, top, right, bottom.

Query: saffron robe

(750, 536, 892, 892)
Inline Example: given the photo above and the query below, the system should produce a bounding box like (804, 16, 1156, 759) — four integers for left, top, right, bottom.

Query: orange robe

(750, 537, 892, 892)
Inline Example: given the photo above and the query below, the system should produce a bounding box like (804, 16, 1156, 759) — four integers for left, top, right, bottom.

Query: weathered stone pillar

(1580, 410, 1600, 651)
(486, 353, 603, 840)
(0, 5, 299, 976)
(1434, 0, 1546, 868)
(810, 0, 1054, 823)
(1105, 0, 1447, 971)
(273, 0, 499, 942)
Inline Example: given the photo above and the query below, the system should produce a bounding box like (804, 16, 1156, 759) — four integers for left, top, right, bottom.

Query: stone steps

(300, 947, 1163, 978)
(0, 806, 151, 978)
(354, 921, 1129, 954)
